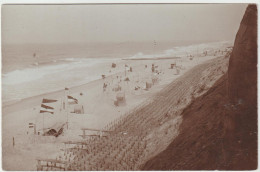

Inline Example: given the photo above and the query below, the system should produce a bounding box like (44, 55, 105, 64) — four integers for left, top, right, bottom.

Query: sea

(2, 41, 231, 104)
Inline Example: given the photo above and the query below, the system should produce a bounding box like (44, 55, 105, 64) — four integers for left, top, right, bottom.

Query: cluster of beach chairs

(56, 135, 147, 170)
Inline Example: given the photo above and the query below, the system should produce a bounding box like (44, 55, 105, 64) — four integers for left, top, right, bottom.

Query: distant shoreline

(122, 56, 181, 60)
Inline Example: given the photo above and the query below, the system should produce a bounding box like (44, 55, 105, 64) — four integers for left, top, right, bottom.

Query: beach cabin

(112, 63, 116, 68)
(151, 64, 155, 72)
(135, 86, 140, 90)
(146, 82, 153, 90)
(171, 63, 176, 69)
(175, 68, 180, 75)
(112, 85, 121, 92)
(74, 105, 84, 114)
(114, 92, 126, 106)
(226, 46, 233, 51)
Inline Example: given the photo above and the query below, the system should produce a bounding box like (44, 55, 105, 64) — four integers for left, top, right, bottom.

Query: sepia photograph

(1, 1, 258, 171)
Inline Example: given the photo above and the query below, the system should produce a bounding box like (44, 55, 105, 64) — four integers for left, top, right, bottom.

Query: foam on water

(2, 57, 122, 103)
(2, 58, 116, 85)
(3, 63, 70, 85)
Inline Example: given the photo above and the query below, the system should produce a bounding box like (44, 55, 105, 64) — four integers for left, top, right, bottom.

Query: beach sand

(2, 45, 229, 170)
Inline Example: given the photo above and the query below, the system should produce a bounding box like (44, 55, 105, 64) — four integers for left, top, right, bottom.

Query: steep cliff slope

(228, 4, 257, 108)
(142, 4, 257, 170)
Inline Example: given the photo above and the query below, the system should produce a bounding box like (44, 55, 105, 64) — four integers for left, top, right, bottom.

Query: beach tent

(114, 92, 126, 106)
(112, 85, 121, 92)
(112, 63, 116, 68)
(43, 122, 66, 137)
(74, 105, 84, 114)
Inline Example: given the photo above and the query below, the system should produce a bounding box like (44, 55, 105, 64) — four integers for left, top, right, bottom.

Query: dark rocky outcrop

(142, 4, 257, 170)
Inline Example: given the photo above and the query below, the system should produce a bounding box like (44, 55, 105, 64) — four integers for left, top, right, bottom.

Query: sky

(2, 4, 248, 44)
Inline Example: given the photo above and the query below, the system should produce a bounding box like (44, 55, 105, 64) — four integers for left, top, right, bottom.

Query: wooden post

(12, 137, 15, 148)
(125, 65, 126, 77)
(42, 113, 44, 134)
(37, 160, 43, 171)
(83, 130, 86, 139)
(34, 124, 36, 135)
(65, 88, 70, 130)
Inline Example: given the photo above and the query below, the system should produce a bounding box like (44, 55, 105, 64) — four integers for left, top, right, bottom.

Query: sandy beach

(2, 42, 230, 170)
(2, 3, 256, 171)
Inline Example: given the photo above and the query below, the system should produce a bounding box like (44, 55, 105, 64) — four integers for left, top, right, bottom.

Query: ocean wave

(127, 41, 232, 60)
(2, 57, 117, 85)
(63, 58, 75, 62)
(2, 57, 125, 102)
(2, 68, 48, 85)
